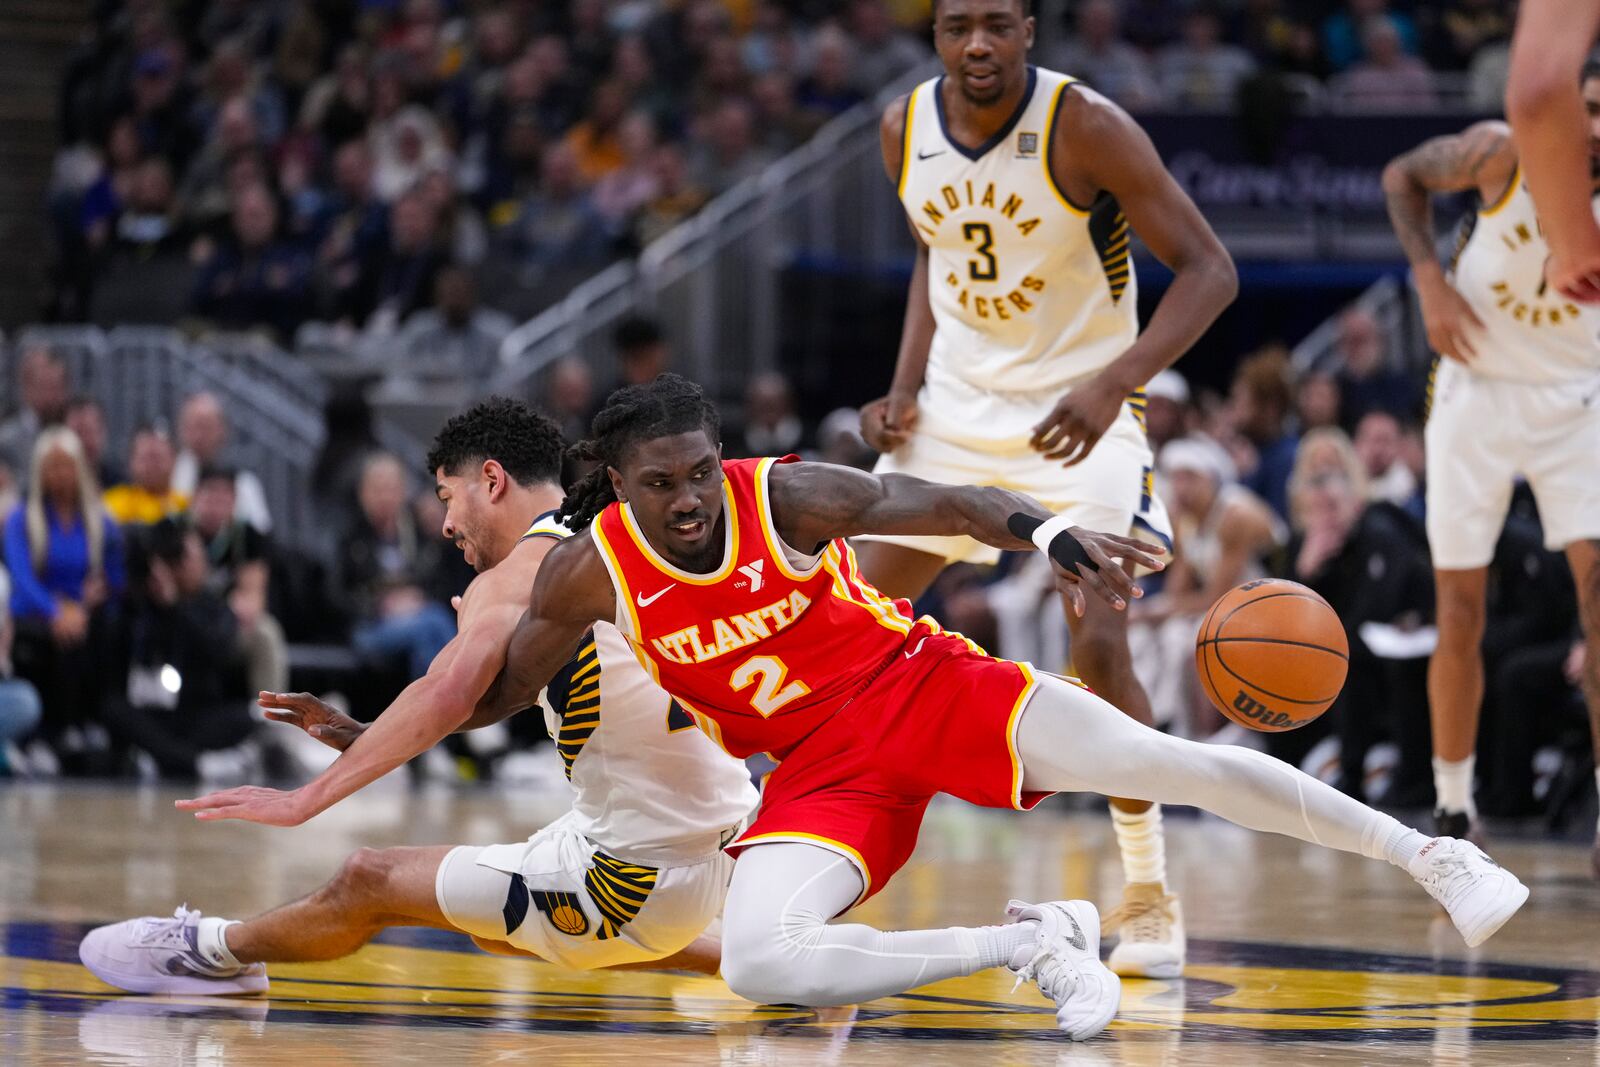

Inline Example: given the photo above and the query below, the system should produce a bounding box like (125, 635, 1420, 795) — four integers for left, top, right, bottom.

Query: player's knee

(1434, 585, 1486, 645)
(720, 935, 787, 1003)
(330, 847, 397, 904)
(721, 920, 834, 1006)
(1069, 627, 1130, 684)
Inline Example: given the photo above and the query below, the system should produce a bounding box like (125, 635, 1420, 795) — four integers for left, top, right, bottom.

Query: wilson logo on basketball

(1232, 691, 1293, 731)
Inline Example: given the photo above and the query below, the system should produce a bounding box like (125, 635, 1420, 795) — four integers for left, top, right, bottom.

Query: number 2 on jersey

(730, 655, 811, 717)
(963, 222, 997, 282)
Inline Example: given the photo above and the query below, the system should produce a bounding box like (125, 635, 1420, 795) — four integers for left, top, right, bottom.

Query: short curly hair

(426, 395, 564, 487)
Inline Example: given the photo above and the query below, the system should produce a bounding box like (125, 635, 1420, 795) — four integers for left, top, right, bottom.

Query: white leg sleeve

(1017, 674, 1423, 864)
(720, 842, 1034, 1007)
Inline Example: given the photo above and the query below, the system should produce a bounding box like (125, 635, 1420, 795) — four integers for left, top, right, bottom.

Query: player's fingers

(1070, 559, 1125, 610)
(1454, 328, 1477, 360)
(1099, 534, 1168, 571)
(175, 791, 248, 811)
(1040, 423, 1084, 460)
(1059, 433, 1100, 467)
(1029, 414, 1066, 450)
(261, 709, 303, 726)
(1065, 582, 1086, 618)
(1082, 545, 1138, 600)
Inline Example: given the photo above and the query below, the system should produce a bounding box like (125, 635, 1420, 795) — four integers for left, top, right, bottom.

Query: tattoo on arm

(1384, 125, 1512, 269)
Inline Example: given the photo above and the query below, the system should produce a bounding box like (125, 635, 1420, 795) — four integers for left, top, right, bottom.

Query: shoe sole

(1458, 876, 1531, 948)
(1062, 960, 1122, 1040)
(1108, 956, 1183, 980)
(78, 941, 268, 996)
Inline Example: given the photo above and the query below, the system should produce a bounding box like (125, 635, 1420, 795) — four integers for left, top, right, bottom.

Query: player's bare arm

(1381, 122, 1518, 361)
(177, 538, 555, 826)
(861, 95, 936, 453)
(488, 534, 618, 723)
(768, 459, 1165, 615)
(1029, 87, 1237, 466)
(1507, 0, 1600, 301)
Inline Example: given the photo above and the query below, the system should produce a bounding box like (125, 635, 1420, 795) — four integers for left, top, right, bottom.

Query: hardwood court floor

(2, 779, 1597, 1065)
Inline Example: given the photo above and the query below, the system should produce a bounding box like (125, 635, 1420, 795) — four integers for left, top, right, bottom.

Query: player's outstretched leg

(1065, 590, 1183, 979)
(1015, 675, 1529, 948)
(79, 846, 455, 994)
(720, 842, 1120, 1040)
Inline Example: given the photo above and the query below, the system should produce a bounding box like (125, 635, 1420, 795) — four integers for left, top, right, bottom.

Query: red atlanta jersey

(591, 456, 925, 760)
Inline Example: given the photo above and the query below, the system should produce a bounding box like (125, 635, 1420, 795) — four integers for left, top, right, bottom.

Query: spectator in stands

(692, 98, 777, 198)
(172, 392, 271, 534)
(741, 1, 806, 79)
(104, 425, 187, 527)
(817, 407, 876, 471)
(613, 315, 671, 390)
(421, 170, 489, 268)
(592, 112, 662, 234)
(80, 116, 145, 255)
(563, 79, 632, 185)
(1333, 17, 1438, 110)
(0, 564, 43, 776)
(393, 265, 516, 379)
(4, 428, 124, 767)
(361, 188, 450, 335)
(370, 95, 453, 204)
(1143, 368, 1192, 453)
(1467, 31, 1511, 114)
(634, 141, 708, 247)
(127, 45, 197, 175)
(545, 356, 597, 447)
(849, 0, 930, 95)
(1322, 0, 1419, 73)
(337, 452, 459, 683)
(98, 518, 258, 782)
(65, 397, 120, 490)
(1334, 307, 1415, 425)
(176, 95, 264, 235)
(797, 29, 867, 133)
(186, 466, 287, 697)
(1353, 409, 1418, 507)
(102, 156, 183, 258)
(1229, 346, 1298, 521)
(0, 349, 70, 484)
(503, 143, 611, 286)
(751, 72, 809, 156)
(300, 44, 374, 149)
(1049, 0, 1161, 111)
(1428, 0, 1512, 72)
(190, 183, 313, 341)
(1279, 428, 1434, 799)
(1130, 437, 1282, 736)
(1295, 371, 1343, 434)
(316, 140, 389, 324)
(1158, 5, 1257, 108)
(735, 373, 804, 457)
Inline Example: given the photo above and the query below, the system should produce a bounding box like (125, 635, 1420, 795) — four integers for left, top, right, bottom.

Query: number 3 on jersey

(730, 655, 811, 717)
(963, 222, 997, 281)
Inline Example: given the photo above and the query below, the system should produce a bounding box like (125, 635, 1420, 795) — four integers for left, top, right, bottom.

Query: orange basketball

(1194, 578, 1349, 732)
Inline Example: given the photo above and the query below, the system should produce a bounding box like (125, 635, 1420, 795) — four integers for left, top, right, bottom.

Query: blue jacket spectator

(190, 183, 312, 341)
(1322, 3, 1419, 72)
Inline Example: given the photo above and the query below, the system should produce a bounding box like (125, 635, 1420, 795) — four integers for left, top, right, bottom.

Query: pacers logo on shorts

(532, 890, 591, 936)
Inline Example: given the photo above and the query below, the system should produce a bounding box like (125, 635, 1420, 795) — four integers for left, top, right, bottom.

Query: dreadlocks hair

(426, 395, 564, 487)
(558, 373, 722, 530)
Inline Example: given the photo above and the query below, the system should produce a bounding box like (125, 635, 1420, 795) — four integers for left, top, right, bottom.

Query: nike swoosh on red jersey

(637, 584, 676, 607)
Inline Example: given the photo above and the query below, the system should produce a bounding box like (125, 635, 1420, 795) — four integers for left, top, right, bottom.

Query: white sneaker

(1005, 899, 1120, 1040)
(1409, 837, 1529, 948)
(1105, 882, 1185, 979)
(79, 906, 268, 995)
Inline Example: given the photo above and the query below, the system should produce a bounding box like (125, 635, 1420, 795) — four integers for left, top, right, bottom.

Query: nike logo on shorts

(637, 584, 676, 607)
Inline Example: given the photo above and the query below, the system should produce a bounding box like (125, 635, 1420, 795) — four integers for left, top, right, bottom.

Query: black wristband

(1006, 512, 1099, 573)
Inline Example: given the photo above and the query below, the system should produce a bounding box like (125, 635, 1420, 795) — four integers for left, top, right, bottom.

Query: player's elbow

(1379, 160, 1414, 198)
(1505, 66, 1566, 125)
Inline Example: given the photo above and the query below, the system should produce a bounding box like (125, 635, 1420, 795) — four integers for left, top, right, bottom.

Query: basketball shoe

(1409, 838, 1529, 947)
(1104, 883, 1185, 979)
(1004, 899, 1121, 1040)
(79, 906, 267, 995)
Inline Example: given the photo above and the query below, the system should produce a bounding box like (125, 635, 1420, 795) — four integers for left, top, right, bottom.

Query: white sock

(1433, 754, 1476, 817)
(973, 922, 1039, 970)
(1110, 803, 1167, 887)
(196, 916, 244, 971)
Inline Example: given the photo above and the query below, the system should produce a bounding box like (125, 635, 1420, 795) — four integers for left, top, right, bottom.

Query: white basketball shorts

(1425, 358, 1600, 569)
(862, 371, 1173, 565)
(434, 810, 735, 969)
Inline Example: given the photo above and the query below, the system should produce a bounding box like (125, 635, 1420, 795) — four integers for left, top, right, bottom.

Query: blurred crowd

(1048, 0, 1516, 112)
(45, 0, 932, 347)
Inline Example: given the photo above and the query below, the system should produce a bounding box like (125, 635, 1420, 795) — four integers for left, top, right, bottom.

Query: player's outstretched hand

(175, 785, 314, 826)
(1050, 528, 1166, 618)
(860, 391, 919, 453)
(258, 691, 367, 752)
(1030, 377, 1124, 466)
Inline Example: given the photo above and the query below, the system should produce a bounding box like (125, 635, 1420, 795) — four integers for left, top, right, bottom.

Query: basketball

(1195, 579, 1349, 732)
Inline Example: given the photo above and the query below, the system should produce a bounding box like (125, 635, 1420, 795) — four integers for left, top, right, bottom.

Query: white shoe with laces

(1409, 837, 1529, 948)
(1104, 882, 1185, 979)
(1005, 899, 1121, 1040)
(79, 906, 267, 995)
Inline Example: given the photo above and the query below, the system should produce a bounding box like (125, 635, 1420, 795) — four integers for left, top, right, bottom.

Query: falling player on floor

(1382, 78, 1600, 865)
(484, 374, 1527, 1042)
(78, 398, 758, 993)
(854, 0, 1238, 979)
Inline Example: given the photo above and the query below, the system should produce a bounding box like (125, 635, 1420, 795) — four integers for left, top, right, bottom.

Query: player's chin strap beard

(1007, 513, 1099, 573)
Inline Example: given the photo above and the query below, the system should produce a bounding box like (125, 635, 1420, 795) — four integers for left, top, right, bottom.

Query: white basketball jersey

(1450, 169, 1600, 384)
(898, 66, 1139, 397)
(526, 513, 758, 866)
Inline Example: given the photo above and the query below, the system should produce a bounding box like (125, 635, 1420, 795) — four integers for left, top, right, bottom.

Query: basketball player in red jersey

(856, 0, 1238, 977)
(480, 375, 1527, 1041)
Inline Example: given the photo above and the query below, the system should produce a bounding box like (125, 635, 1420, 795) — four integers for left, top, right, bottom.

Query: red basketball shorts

(727, 621, 1051, 907)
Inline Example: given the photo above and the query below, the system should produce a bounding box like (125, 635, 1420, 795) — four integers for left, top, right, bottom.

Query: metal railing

(11, 326, 329, 553)
(1289, 273, 1428, 381)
